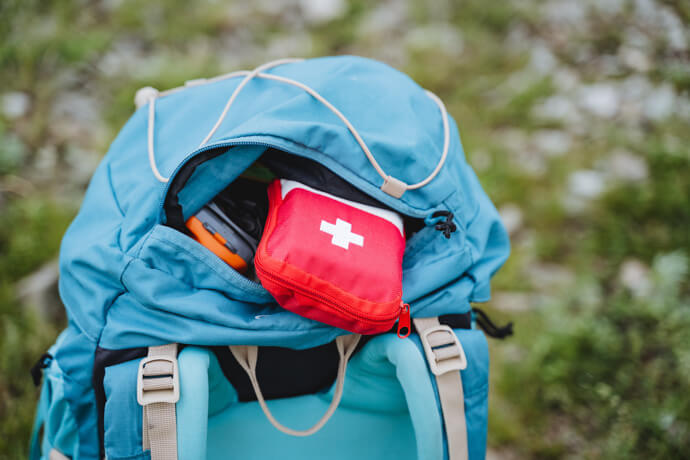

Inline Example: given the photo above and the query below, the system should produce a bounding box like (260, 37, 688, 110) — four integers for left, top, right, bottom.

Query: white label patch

(319, 218, 364, 250)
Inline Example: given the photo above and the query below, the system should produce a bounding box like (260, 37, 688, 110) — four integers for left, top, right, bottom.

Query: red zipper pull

(397, 302, 411, 339)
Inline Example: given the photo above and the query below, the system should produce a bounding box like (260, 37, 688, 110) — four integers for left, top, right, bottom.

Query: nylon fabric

(32, 55, 508, 460)
(61, 55, 509, 352)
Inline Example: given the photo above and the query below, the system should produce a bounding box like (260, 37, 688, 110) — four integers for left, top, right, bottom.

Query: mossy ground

(1, 1, 688, 458)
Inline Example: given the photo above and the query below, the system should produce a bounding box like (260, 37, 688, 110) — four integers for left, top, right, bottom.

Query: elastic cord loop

(229, 334, 361, 437)
(143, 59, 451, 196)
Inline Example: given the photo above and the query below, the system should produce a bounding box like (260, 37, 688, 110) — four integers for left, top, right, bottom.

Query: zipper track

(254, 255, 401, 326)
(157, 138, 430, 222)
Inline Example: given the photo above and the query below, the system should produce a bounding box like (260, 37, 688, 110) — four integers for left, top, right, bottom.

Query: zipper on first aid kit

(397, 302, 410, 339)
(254, 256, 406, 330)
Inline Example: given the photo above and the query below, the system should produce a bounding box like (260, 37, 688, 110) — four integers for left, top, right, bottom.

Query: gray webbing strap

(229, 334, 361, 437)
(414, 317, 469, 460)
(138, 344, 179, 460)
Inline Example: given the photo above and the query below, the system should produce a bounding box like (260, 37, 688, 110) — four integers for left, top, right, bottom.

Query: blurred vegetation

(1, 0, 689, 458)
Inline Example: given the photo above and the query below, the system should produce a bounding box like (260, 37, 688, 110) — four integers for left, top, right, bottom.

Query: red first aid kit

(255, 179, 410, 335)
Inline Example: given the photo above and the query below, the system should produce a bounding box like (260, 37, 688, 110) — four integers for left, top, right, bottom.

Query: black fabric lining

(211, 336, 372, 402)
(260, 148, 386, 208)
(162, 146, 428, 238)
(214, 312, 472, 402)
(93, 346, 148, 459)
(163, 146, 231, 233)
(260, 149, 427, 236)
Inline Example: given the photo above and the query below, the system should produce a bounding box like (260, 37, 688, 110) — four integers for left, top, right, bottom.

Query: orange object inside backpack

(186, 216, 248, 272)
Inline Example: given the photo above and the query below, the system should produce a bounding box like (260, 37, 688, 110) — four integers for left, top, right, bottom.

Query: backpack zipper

(157, 138, 431, 222)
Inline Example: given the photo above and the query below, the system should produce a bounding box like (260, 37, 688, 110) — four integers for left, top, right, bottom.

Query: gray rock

(529, 42, 558, 76)
(564, 169, 606, 213)
(605, 149, 648, 182)
(619, 259, 652, 297)
(490, 292, 533, 313)
(544, 0, 587, 27)
(592, 0, 625, 15)
(532, 95, 582, 125)
(51, 91, 102, 125)
(578, 83, 620, 118)
(300, 0, 346, 25)
(2, 91, 31, 119)
(677, 97, 690, 121)
(65, 146, 101, 186)
(16, 260, 61, 317)
(266, 32, 313, 59)
(552, 68, 580, 92)
(569, 169, 606, 199)
(500, 129, 547, 176)
(644, 83, 676, 121)
(358, 0, 408, 39)
(470, 150, 492, 173)
(660, 7, 688, 51)
(619, 46, 651, 73)
(528, 263, 575, 290)
(98, 39, 147, 77)
(634, 0, 657, 20)
(33, 145, 59, 176)
(532, 130, 572, 157)
(406, 23, 464, 57)
(499, 204, 523, 236)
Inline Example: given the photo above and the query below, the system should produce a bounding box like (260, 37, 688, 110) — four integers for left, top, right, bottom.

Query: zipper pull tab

(397, 302, 411, 339)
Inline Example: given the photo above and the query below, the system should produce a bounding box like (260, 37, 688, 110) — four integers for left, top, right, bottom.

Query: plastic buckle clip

(136, 356, 180, 406)
(420, 325, 467, 376)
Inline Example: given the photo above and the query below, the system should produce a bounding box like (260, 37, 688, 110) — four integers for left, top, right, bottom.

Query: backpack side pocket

(30, 335, 79, 460)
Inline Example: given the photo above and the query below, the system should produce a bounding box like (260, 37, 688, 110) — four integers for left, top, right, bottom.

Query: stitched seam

(106, 163, 125, 217)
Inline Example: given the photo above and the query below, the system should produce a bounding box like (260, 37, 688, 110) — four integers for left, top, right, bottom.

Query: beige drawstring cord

(136, 58, 450, 197)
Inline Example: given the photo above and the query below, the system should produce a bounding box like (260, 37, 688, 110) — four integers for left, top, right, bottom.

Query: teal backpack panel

(31, 56, 509, 459)
(92, 328, 487, 460)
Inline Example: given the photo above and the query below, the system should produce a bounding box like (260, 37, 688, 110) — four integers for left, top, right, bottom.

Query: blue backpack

(30, 56, 510, 460)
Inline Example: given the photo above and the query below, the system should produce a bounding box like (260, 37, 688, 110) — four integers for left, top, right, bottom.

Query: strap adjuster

(137, 356, 180, 405)
(419, 325, 467, 375)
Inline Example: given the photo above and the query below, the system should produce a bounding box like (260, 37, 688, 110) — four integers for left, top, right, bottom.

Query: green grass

(1, 0, 689, 458)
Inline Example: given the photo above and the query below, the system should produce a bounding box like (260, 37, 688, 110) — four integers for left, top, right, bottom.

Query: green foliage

(487, 120, 690, 457)
(590, 150, 690, 265)
(0, 195, 72, 457)
(495, 254, 690, 458)
(0, 197, 74, 283)
(1, 0, 689, 458)
(0, 289, 62, 459)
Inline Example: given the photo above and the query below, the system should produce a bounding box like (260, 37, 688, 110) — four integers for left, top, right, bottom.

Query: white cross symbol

(319, 218, 364, 250)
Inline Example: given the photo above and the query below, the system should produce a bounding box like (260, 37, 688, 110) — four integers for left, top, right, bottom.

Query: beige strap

(49, 448, 70, 460)
(138, 344, 179, 460)
(414, 317, 469, 460)
(230, 334, 361, 437)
